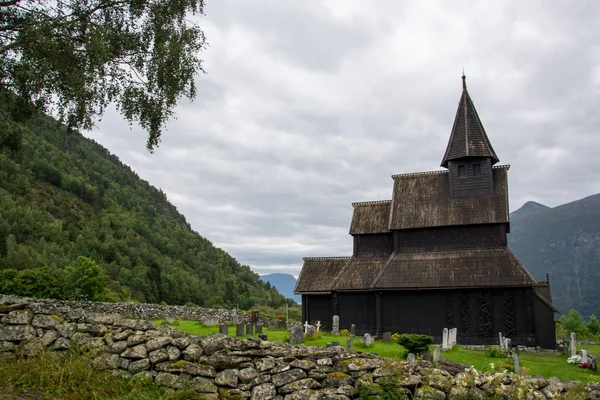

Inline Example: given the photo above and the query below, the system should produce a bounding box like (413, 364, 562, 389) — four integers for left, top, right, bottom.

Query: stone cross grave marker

(290, 326, 304, 344)
(383, 332, 392, 343)
(363, 333, 373, 347)
(442, 327, 449, 350)
(236, 323, 244, 337)
(303, 321, 311, 334)
(433, 345, 441, 362)
(316, 321, 321, 332)
(570, 332, 577, 357)
(332, 315, 340, 336)
(407, 353, 416, 363)
(350, 324, 356, 337)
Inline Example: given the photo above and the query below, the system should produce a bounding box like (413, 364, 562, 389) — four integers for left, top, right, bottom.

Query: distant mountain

(260, 273, 300, 303)
(509, 194, 600, 318)
(510, 201, 550, 221)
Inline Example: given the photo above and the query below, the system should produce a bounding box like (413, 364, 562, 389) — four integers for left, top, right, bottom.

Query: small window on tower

(458, 165, 466, 179)
(473, 164, 482, 177)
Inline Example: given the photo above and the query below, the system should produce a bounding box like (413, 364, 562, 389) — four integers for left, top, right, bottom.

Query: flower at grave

(580, 362, 590, 369)
(275, 316, 280, 320)
(340, 329, 350, 337)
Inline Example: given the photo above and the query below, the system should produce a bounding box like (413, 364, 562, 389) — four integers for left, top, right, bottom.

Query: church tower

(441, 75, 499, 198)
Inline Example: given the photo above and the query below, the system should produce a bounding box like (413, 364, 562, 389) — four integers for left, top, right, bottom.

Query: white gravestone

(499, 332, 504, 350)
(442, 327, 449, 350)
(316, 321, 321, 332)
(363, 333, 373, 346)
(449, 328, 457, 348)
(570, 332, 577, 357)
(332, 315, 340, 336)
(433, 345, 441, 362)
(303, 321, 311, 334)
(582, 349, 588, 363)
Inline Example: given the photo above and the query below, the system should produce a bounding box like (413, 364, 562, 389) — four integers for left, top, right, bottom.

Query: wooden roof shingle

(330, 257, 388, 291)
(349, 200, 391, 235)
(371, 248, 537, 290)
(388, 166, 509, 230)
(294, 257, 350, 293)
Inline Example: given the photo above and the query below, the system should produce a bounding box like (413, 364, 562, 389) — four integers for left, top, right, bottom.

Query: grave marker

(316, 321, 321, 332)
(433, 345, 441, 362)
(246, 323, 254, 335)
(236, 323, 244, 337)
(442, 327, 449, 350)
(363, 333, 373, 347)
(332, 315, 340, 336)
(570, 332, 577, 357)
(256, 324, 263, 334)
(350, 324, 356, 337)
(407, 353, 416, 363)
(219, 324, 228, 335)
(346, 337, 353, 351)
(383, 332, 392, 343)
(303, 321, 311, 334)
(290, 326, 303, 344)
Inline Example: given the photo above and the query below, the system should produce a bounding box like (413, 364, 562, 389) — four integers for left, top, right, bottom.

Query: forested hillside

(0, 96, 293, 310)
(509, 196, 600, 318)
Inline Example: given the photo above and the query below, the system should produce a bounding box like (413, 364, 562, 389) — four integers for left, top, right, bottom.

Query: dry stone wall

(2, 296, 600, 399)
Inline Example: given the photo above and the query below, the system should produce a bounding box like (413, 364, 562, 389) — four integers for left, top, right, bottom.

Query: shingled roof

(388, 166, 509, 230)
(371, 248, 538, 290)
(441, 75, 499, 168)
(330, 257, 388, 291)
(349, 201, 391, 235)
(294, 257, 349, 293)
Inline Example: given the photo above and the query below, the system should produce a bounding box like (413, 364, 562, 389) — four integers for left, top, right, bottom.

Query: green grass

(158, 319, 600, 382)
(0, 349, 205, 399)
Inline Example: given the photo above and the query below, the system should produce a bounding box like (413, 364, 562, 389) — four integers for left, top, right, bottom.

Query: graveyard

(156, 318, 600, 383)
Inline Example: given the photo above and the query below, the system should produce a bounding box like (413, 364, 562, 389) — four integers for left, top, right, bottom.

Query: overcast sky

(87, 0, 600, 277)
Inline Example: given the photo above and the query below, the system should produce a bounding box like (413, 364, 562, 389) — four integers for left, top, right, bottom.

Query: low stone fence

(2, 298, 600, 399)
(0, 294, 278, 327)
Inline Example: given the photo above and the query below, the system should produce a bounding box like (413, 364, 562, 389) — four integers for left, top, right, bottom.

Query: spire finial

(462, 71, 467, 90)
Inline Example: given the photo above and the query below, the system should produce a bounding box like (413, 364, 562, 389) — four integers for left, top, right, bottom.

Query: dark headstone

(290, 326, 303, 344)
(246, 323, 254, 335)
(423, 350, 432, 362)
(326, 342, 340, 348)
(219, 324, 228, 335)
(258, 333, 268, 341)
(277, 320, 286, 330)
(250, 311, 259, 323)
(236, 323, 244, 337)
(383, 332, 392, 343)
(256, 324, 263, 334)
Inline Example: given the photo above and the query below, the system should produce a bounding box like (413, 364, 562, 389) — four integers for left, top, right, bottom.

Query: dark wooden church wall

(303, 294, 333, 330)
(393, 224, 507, 253)
(381, 292, 447, 341)
(353, 234, 394, 257)
(448, 158, 493, 197)
(338, 293, 376, 334)
(533, 293, 557, 349)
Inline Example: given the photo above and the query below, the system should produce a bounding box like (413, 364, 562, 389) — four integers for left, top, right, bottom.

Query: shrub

(391, 332, 400, 342)
(305, 331, 322, 341)
(340, 329, 350, 337)
(394, 333, 433, 355)
(485, 347, 507, 358)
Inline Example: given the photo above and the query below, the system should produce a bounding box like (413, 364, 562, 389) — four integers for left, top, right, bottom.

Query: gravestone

(250, 311, 259, 323)
(326, 342, 339, 348)
(582, 349, 588, 363)
(407, 353, 416, 363)
(332, 315, 340, 336)
(306, 325, 315, 337)
(256, 324, 263, 334)
(236, 323, 244, 337)
(201, 316, 219, 327)
(219, 324, 228, 335)
(290, 326, 303, 344)
(246, 323, 254, 335)
(303, 321, 311, 334)
(165, 315, 175, 324)
(505, 339, 512, 354)
(258, 333, 268, 341)
(513, 351, 520, 373)
(449, 328, 457, 348)
(363, 333, 373, 347)
(433, 345, 441, 362)
(346, 337, 353, 351)
(383, 332, 392, 343)
(442, 327, 449, 350)
(570, 332, 577, 357)
(423, 350, 432, 362)
(277, 319, 286, 330)
(316, 321, 322, 332)
(499, 332, 504, 350)
(350, 324, 356, 337)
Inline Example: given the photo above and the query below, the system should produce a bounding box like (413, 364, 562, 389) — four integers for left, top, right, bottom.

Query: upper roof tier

(441, 75, 499, 168)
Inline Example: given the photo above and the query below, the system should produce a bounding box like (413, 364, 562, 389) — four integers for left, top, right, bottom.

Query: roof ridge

(302, 256, 351, 261)
(391, 170, 448, 179)
(493, 164, 510, 170)
(352, 200, 392, 207)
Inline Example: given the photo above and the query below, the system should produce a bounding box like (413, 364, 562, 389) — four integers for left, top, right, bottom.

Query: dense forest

(0, 94, 294, 311)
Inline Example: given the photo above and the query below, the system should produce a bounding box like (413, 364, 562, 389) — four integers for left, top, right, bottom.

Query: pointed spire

(441, 75, 499, 168)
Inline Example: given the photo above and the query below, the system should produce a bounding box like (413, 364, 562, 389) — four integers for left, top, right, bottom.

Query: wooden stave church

(294, 76, 557, 349)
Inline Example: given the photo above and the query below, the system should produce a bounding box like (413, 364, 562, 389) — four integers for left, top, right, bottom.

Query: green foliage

(64, 256, 105, 301)
(0, 0, 207, 151)
(560, 309, 587, 336)
(588, 315, 600, 336)
(484, 347, 507, 358)
(394, 334, 433, 355)
(0, 107, 294, 309)
(340, 329, 350, 337)
(304, 331, 322, 342)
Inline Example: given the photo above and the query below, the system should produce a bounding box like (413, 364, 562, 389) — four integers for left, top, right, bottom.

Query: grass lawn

(157, 319, 600, 382)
